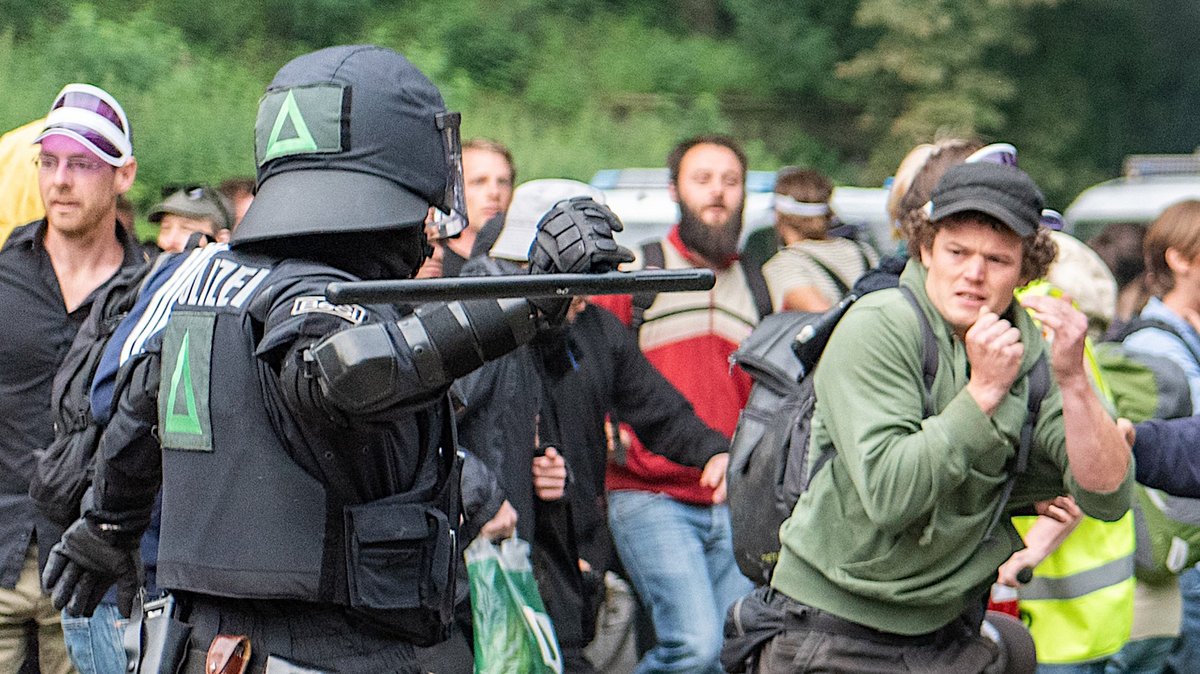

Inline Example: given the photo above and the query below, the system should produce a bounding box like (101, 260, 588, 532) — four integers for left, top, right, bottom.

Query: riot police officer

(41, 45, 632, 674)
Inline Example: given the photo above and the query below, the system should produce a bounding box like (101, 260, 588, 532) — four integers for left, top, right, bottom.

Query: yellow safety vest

(1012, 513, 1135, 663)
(1011, 281, 1135, 664)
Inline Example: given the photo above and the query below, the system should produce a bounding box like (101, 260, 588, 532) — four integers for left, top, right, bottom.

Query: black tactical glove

(528, 197, 635, 323)
(42, 517, 141, 618)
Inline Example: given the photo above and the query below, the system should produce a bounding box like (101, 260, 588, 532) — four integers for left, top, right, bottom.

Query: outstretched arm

(1132, 417, 1200, 498)
(286, 198, 633, 423)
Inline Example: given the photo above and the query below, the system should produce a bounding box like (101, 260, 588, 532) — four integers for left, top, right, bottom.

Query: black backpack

(30, 261, 151, 527)
(726, 287, 1050, 584)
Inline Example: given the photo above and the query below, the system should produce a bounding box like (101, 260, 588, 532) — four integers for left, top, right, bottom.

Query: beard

(677, 199, 744, 265)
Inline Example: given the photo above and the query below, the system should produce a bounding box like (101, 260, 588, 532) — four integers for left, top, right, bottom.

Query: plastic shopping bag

(466, 536, 563, 674)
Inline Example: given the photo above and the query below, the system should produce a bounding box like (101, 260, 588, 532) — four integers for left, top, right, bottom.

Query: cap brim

(930, 198, 1036, 238)
(232, 169, 429, 247)
(148, 205, 215, 224)
(33, 128, 128, 167)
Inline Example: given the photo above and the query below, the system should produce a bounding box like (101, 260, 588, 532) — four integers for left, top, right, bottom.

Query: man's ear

(113, 157, 137, 195)
(667, 180, 679, 204)
(215, 228, 231, 243)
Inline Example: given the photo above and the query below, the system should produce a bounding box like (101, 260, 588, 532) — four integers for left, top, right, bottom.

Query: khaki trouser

(0, 544, 75, 674)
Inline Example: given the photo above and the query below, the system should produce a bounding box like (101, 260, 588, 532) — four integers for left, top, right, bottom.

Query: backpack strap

(898, 286, 939, 415)
(742, 255, 773, 320)
(631, 241, 665, 331)
(810, 286, 940, 481)
(631, 239, 773, 330)
(1118, 317, 1200, 367)
(795, 249, 850, 298)
(982, 352, 1050, 542)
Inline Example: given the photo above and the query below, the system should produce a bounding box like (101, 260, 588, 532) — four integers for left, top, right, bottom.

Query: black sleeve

(270, 275, 539, 424)
(258, 275, 454, 425)
(1135, 417, 1200, 498)
(90, 353, 163, 537)
(459, 451, 507, 544)
(601, 309, 729, 468)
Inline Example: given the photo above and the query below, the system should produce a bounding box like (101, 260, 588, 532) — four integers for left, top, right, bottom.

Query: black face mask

(315, 229, 429, 281)
(677, 198, 744, 264)
(243, 229, 429, 281)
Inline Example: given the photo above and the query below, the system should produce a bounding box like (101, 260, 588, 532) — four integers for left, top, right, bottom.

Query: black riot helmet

(232, 45, 468, 248)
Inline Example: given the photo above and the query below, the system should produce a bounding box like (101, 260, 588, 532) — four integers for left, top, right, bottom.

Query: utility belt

(721, 585, 984, 672)
(123, 593, 342, 674)
(179, 642, 331, 674)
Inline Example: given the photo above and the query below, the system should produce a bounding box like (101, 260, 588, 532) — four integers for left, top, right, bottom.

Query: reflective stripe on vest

(1012, 513, 1135, 664)
(1020, 554, 1134, 600)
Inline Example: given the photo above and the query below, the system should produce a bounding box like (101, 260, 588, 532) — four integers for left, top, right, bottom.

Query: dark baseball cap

(929, 162, 1044, 238)
(149, 186, 233, 231)
(233, 45, 450, 247)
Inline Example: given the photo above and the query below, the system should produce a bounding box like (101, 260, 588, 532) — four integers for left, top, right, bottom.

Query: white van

(1064, 153, 1200, 242)
(590, 168, 890, 252)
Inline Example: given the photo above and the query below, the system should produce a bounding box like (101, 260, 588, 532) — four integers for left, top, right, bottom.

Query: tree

(839, 0, 1057, 182)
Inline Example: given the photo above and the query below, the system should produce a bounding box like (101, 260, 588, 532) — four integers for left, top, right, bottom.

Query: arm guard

(304, 297, 538, 417)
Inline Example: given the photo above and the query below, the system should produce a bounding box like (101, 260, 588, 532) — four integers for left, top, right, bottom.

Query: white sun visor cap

(33, 83, 133, 167)
(490, 179, 607, 262)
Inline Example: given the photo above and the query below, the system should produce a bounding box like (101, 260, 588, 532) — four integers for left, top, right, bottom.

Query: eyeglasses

(35, 153, 109, 174)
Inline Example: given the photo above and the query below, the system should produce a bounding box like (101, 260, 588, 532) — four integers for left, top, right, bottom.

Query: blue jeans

(61, 603, 128, 674)
(1106, 636, 1174, 673)
(1168, 567, 1200, 673)
(608, 491, 752, 674)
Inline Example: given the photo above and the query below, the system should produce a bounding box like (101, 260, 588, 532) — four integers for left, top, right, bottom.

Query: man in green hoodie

(759, 162, 1134, 672)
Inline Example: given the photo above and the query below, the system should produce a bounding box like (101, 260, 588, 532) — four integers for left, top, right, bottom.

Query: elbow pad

(306, 297, 537, 415)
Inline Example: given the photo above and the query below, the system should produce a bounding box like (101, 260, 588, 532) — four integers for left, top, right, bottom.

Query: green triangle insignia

(165, 331, 203, 436)
(264, 89, 318, 161)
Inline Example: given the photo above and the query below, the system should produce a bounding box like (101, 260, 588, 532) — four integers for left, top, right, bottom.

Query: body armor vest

(149, 249, 459, 645)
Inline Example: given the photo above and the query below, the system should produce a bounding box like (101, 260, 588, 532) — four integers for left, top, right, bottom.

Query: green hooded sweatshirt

(770, 259, 1133, 635)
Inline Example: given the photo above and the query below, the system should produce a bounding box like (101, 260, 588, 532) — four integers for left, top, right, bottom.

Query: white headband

(774, 194, 830, 217)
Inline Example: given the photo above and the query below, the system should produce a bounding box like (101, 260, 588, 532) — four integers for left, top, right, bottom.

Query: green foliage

(442, 5, 535, 93)
(2, 0, 1199, 235)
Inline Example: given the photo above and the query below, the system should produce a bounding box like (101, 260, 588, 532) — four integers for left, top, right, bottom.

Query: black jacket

(555, 303, 730, 567)
(1134, 417, 1200, 498)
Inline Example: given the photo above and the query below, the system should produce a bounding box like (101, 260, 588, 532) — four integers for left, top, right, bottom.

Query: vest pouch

(344, 496, 455, 646)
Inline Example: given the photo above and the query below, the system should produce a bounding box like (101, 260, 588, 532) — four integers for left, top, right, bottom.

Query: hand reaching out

(533, 447, 568, 501)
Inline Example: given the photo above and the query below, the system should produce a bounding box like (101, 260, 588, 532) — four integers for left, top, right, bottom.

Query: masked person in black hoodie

(453, 179, 732, 672)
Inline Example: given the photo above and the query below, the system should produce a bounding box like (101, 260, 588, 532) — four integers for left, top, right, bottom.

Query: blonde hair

(886, 138, 983, 241)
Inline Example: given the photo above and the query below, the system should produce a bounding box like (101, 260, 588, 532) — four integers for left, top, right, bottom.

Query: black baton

(325, 269, 715, 305)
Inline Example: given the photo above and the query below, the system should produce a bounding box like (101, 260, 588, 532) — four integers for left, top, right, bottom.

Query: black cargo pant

(752, 592, 1000, 674)
(179, 595, 423, 674)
